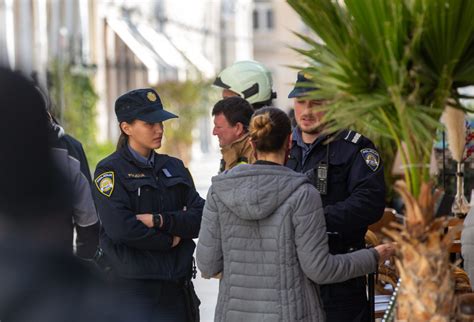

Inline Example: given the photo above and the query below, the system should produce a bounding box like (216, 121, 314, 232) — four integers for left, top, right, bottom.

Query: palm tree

(287, 0, 474, 320)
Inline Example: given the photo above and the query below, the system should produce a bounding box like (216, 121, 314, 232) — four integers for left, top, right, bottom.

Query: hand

(171, 235, 181, 247)
(374, 243, 395, 263)
(136, 214, 153, 228)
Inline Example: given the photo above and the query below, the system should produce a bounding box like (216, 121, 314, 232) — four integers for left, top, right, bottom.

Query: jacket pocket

(122, 177, 158, 213)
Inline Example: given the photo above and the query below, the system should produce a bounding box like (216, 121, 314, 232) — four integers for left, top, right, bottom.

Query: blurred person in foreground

(197, 106, 393, 321)
(0, 67, 124, 322)
(93, 88, 204, 321)
(286, 71, 386, 321)
(212, 96, 255, 173)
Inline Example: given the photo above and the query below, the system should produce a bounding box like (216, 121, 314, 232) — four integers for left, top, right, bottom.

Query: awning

(107, 18, 162, 84)
(136, 23, 187, 81)
(167, 33, 215, 78)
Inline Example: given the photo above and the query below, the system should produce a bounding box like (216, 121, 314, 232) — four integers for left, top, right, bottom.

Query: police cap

(288, 71, 319, 98)
(115, 88, 178, 123)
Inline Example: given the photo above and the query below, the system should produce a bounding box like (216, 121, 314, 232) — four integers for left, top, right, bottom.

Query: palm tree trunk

(384, 181, 456, 321)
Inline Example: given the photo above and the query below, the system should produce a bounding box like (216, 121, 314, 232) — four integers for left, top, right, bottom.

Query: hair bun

(250, 112, 273, 141)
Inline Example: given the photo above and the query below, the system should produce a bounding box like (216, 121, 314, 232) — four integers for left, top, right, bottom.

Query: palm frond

(287, 0, 474, 196)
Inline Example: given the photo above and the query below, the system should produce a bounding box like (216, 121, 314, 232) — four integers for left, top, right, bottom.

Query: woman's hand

(137, 214, 180, 247)
(136, 214, 154, 228)
(374, 243, 396, 263)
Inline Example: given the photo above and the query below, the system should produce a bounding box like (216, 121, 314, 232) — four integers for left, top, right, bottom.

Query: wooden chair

(368, 208, 397, 240)
(454, 267, 472, 294)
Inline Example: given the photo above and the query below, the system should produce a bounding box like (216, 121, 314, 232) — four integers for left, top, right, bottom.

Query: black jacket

(93, 147, 204, 280)
(286, 129, 385, 251)
(286, 129, 385, 312)
(49, 125, 99, 259)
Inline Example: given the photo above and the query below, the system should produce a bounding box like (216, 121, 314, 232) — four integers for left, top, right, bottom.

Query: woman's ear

(120, 122, 132, 135)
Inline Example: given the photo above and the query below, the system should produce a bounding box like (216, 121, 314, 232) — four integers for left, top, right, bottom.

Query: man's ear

(235, 122, 244, 136)
(120, 122, 132, 135)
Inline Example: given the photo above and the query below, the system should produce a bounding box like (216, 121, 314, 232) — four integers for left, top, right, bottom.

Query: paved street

(189, 145, 220, 322)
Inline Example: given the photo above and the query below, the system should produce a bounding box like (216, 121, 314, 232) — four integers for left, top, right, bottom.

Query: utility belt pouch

(92, 247, 113, 276)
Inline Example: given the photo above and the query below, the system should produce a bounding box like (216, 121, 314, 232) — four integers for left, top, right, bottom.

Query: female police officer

(93, 88, 204, 322)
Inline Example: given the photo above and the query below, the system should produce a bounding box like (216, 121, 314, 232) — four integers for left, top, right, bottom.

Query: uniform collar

(292, 127, 328, 150)
(120, 145, 155, 168)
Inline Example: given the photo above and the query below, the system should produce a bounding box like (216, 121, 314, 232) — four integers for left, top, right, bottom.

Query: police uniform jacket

(286, 129, 385, 253)
(93, 146, 204, 280)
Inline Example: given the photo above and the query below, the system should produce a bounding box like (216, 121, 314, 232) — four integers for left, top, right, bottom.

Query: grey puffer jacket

(196, 164, 378, 322)
(461, 206, 474, 282)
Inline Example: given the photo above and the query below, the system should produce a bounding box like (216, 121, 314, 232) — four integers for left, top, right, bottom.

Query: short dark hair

(249, 107, 291, 152)
(212, 97, 254, 129)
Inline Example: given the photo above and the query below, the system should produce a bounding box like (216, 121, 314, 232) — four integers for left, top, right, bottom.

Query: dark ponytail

(116, 128, 128, 151)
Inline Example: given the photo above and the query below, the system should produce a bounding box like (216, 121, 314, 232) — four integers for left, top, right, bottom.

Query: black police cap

(288, 71, 319, 98)
(115, 88, 178, 123)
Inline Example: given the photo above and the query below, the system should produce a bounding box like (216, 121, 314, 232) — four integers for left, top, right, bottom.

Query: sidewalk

(189, 146, 220, 322)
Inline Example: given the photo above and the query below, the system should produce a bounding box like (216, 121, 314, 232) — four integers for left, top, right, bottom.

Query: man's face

(294, 98, 326, 135)
(212, 113, 243, 147)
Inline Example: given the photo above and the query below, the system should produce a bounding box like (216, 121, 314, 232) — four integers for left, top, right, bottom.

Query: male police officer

(286, 72, 385, 322)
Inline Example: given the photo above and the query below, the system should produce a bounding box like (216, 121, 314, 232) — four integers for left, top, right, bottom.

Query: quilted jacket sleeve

(461, 207, 474, 282)
(196, 186, 223, 277)
(293, 184, 378, 284)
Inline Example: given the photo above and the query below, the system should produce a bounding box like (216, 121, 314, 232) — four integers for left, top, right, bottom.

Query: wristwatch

(152, 213, 162, 228)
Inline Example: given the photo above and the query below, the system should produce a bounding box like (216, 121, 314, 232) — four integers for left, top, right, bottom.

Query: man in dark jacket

(48, 120, 100, 259)
(285, 72, 386, 322)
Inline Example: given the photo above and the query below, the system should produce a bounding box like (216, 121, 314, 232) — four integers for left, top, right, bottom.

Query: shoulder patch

(360, 148, 380, 172)
(162, 168, 172, 177)
(343, 130, 362, 144)
(95, 171, 115, 197)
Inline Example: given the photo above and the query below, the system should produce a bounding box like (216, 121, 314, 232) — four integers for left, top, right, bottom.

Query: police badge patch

(360, 148, 380, 172)
(95, 171, 115, 197)
(147, 91, 157, 102)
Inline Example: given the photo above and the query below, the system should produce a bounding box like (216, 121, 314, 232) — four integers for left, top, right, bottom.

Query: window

(253, 9, 259, 30)
(266, 9, 274, 29)
(253, 2, 274, 32)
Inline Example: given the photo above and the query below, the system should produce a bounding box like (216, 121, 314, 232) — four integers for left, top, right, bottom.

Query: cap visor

(288, 88, 317, 99)
(136, 109, 178, 123)
(288, 88, 305, 98)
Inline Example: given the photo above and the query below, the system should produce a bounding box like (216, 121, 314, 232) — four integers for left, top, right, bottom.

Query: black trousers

(321, 276, 369, 322)
(112, 278, 188, 322)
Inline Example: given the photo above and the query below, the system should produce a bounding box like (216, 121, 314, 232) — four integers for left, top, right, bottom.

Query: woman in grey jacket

(197, 107, 393, 322)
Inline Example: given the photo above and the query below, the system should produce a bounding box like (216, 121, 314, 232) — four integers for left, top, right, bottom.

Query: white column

(79, 0, 91, 64)
(4, 0, 15, 69)
(33, 0, 48, 87)
(50, 0, 61, 58)
(94, 1, 109, 142)
(18, 0, 33, 73)
(234, 0, 253, 61)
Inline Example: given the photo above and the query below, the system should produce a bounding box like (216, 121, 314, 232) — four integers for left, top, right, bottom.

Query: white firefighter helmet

(213, 60, 276, 105)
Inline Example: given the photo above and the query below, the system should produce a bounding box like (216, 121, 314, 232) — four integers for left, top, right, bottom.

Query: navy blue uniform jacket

(93, 147, 204, 280)
(287, 129, 385, 312)
(286, 129, 385, 253)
